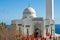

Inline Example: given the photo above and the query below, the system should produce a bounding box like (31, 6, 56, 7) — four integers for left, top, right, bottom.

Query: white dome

(23, 7, 36, 18)
(23, 7, 36, 14)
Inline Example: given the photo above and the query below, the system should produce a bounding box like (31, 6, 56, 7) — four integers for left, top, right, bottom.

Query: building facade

(12, 7, 45, 37)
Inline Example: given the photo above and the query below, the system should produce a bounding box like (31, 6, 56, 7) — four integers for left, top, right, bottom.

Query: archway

(34, 28, 40, 37)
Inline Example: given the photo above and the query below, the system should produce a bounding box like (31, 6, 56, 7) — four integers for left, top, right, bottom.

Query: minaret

(46, 0, 54, 20)
(46, 0, 55, 39)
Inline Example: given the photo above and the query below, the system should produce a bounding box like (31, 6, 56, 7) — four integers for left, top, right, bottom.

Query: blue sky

(0, 0, 60, 25)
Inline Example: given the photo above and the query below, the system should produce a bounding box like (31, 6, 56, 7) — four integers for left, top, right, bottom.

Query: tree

(0, 22, 7, 28)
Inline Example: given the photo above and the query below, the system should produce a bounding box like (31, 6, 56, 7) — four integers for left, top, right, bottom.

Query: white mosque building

(11, 0, 60, 40)
(12, 6, 45, 36)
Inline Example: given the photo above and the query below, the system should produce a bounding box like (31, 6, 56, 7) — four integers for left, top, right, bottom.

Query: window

(26, 25, 30, 27)
(18, 24, 22, 26)
(25, 17, 27, 18)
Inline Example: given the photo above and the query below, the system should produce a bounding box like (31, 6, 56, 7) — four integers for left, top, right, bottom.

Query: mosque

(11, 0, 57, 40)
(12, 6, 45, 37)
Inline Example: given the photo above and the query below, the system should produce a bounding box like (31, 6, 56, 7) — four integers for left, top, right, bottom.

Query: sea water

(55, 24, 60, 34)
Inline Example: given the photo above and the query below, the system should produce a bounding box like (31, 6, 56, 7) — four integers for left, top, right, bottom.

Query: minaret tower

(46, 0, 54, 20)
(46, 0, 55, 39)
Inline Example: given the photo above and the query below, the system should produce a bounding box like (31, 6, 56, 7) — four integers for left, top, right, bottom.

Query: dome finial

(28, 0, 30, 7)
